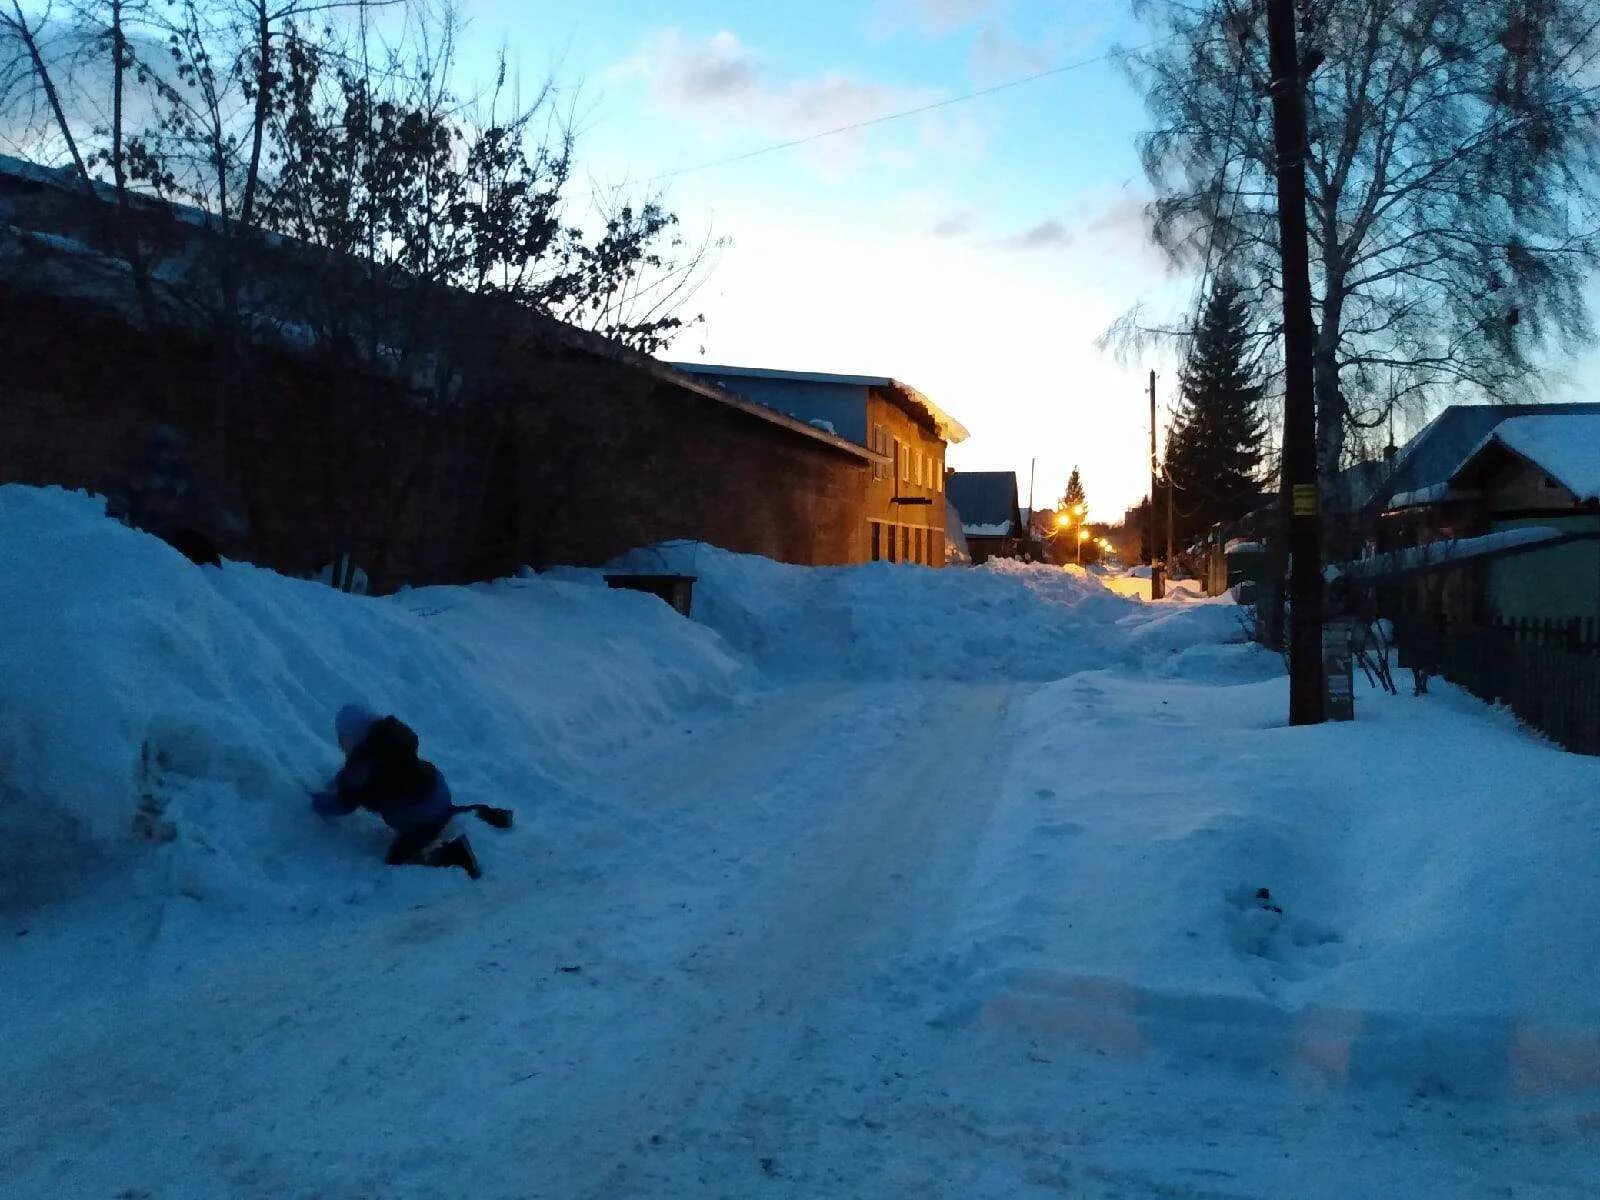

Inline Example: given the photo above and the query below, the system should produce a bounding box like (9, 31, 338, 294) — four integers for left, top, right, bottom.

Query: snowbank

(0, 486, 743, 914)
(934, 671, 1600, 1098)
(585, 544, 1273, 684)
(0, 499, 1270, 923)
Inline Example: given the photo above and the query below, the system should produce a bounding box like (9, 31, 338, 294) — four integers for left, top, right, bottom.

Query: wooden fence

(1403, 616, 1600, 755)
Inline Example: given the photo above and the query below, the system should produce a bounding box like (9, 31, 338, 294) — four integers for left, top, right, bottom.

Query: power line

(625, 39, 1171, 189)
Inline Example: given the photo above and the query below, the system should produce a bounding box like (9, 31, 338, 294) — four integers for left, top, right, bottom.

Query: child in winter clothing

(310, 705, 512, 880)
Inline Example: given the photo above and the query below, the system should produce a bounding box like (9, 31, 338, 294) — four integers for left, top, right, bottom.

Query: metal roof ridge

(668, 360, 970, 445)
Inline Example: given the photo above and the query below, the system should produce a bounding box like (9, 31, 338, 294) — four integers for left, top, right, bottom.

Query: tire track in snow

(533, 681, 1026, 1197)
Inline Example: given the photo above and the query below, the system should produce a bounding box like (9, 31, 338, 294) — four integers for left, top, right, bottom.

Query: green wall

(1485, 514, 1600, 621)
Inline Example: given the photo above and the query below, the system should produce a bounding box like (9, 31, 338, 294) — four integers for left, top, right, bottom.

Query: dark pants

(384, 816, 453, 866)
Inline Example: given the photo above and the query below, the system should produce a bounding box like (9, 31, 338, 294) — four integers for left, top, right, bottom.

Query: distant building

(671, 363, 970, 567)
(946, 471, 1024, 564)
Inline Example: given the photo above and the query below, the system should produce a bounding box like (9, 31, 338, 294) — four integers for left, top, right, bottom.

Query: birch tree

(1126, 0, 1600, 482)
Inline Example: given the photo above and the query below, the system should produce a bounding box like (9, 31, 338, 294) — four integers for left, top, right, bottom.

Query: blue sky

(455, 0, 1191, 517)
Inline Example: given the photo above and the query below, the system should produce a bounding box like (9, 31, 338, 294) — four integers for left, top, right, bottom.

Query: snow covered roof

(671, 361, 970, 444)
(1449, 413, 1600, 503)
(1373, 403, 1600, 510)
(947, 471, 1022, 538)
(1334, 525, 1575, 581)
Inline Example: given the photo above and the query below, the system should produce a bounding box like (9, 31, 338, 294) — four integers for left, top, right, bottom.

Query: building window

(900, 441, 909, 482)
(872, 426, 890, 481)
(900, 525, 910, 561)
(870, 521, 882, 561)
(887, 523, 898, 562)
(914, 527, 925, 564)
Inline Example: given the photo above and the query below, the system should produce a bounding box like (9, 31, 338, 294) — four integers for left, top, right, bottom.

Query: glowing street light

(1054, 511, 1072, 530)
(1075, 526, 1089, 565)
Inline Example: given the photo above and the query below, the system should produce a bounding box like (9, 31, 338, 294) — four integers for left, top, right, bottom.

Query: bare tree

(1, 0, 94, 179)
(1123, 0, 1600, 483)
(3, 0, 719, 582)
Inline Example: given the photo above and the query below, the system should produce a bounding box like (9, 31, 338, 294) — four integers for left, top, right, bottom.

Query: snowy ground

(4, 486, 1599, 1198)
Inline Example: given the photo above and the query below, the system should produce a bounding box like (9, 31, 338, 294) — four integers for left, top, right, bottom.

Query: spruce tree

(1060, 467, 1087, 515)
(1165, 278, 1265, 541)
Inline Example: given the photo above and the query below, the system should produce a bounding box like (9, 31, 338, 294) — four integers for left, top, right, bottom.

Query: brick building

(0, 156, 881, 590)
(671, 363, 969, 567)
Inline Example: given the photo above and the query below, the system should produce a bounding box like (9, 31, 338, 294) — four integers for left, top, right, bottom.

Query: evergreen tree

(1165, 278, 1265, 541)
(1060, 467, 1087, 516)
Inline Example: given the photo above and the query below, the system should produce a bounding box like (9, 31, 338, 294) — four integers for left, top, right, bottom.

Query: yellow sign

(1292, 484, 1318, 516)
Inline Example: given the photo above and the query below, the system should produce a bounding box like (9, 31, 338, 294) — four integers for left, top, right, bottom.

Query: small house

(1441, 414, 1600, 622)
(1358, 403, 1600, 625)
(946, 471, 1024, 564)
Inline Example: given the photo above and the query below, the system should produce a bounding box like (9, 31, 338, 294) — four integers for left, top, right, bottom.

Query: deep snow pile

(589, 542, 1276, 683)
(0, 486, 743, 915)
(933, 670, 1600, 1099)
(0, 492, 1260, 922)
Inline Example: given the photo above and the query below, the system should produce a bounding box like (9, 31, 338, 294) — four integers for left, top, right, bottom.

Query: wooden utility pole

(1265, 0, 1324, 724)
(1148, 369, 1164, 600)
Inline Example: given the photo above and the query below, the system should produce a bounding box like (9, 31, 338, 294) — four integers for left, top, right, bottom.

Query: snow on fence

(1404, 616, 1600, 755)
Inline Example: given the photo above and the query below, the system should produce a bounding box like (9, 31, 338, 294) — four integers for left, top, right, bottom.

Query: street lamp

(1076, 527, 1089, 565)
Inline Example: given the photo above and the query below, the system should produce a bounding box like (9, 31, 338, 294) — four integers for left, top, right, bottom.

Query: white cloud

(910, 0, 1002, 32)
(1002, 219, 1074, 252)
(931, 210, 977, 237)
(611, 30, 936, 170)
(872, 0, 1008, 36)
(657, 30, 761, 102)
(1081, 192, 1175, 273)
(969, 24, 1052, 76)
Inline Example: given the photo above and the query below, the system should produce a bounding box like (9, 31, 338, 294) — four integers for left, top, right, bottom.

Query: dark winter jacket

(312, 715, 454, 831)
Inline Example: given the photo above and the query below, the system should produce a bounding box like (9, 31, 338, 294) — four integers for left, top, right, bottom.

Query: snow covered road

(6, 681, 1025, 1197)
(534, 681, 1024, 1197)
(9, 678, 1600, 1198)
(5, 492, 1600, 1198)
